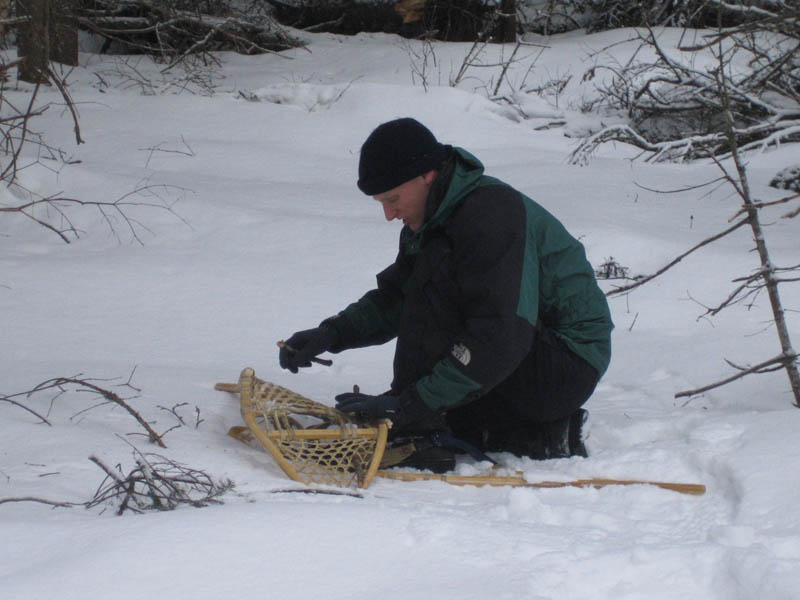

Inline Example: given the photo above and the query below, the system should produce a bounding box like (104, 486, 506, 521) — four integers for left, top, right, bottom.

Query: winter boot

(485, 409, 589, 460)
(380, 434, 456, 474)
(568, 408, 589, 458)
(537, 408, 589, 459)
(540, 408, 589, 458)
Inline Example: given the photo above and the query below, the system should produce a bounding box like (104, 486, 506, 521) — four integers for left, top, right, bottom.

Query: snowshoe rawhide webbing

(216, 368, 389, 489)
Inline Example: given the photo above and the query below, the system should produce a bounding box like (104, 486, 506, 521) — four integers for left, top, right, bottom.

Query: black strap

(430, 431, 497, 465)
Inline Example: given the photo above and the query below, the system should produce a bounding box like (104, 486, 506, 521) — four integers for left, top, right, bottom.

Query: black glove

(335, 392, 403, 421)
(279, 325, 339, 373)
(335, 388, 432, 429)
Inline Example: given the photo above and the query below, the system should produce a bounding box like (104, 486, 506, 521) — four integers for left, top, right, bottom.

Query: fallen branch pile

(74, 0, 302, 61)
(87, 453, 233, 515)
(0, 453, 233, 515)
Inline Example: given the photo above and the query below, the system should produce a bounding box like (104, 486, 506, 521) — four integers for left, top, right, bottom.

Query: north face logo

(451, 342, 471, 366)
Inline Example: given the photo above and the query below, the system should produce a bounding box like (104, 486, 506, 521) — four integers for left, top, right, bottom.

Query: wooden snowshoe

(216, 368, 389, 489)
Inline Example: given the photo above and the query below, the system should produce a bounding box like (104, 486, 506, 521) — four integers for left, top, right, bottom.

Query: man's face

(373, 171, 436, 232)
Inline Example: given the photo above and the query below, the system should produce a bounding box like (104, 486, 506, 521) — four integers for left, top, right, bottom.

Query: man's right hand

(278, 325, 339, 373)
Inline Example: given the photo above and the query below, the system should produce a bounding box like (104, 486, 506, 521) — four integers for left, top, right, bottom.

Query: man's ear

(423, 170, 438, 185)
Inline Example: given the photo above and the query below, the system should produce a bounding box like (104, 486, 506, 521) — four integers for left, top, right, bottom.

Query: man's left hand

(335, 392, 403, 423)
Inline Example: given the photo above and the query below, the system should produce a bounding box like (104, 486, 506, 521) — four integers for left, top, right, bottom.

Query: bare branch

(0, 395, 52, 426)
(784, 205, 800, 219)
(676, 352, 797, 398)
(46, 67, 84, 146)
(27, 375, 167, 448)
(0, 496, 78, 508)
(703, 268, 766, 316)
(730, 191, 800, 220)
(89, 455, 127, 485)
(606, 218, 749, 297)
(0, 183, 191, 245)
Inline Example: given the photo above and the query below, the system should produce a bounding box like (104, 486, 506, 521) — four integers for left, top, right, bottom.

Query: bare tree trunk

(17, 0, 50, 83)
(498, 0, 516, 43)
(728, 152, 800, 406)
(676, 37, 800, 405)
(50, 0, 78, 66)
(717, 71, 800, 407)
(0, 0, 8, 39)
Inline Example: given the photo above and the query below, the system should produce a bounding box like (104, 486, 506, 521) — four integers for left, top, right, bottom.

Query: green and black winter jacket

(327, 147, 613, 415)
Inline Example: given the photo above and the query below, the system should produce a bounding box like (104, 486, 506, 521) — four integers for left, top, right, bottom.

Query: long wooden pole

(376, 470, 706, 496)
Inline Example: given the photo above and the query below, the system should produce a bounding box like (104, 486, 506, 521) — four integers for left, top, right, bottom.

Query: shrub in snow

(769, 165, 800, 193)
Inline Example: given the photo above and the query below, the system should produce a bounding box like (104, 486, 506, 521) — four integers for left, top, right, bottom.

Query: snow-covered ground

(2, 28, 799, 599)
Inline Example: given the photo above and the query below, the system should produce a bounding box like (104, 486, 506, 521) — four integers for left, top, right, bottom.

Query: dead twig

(676, 352, 798, 399)
(0, 182, 192, 245)
(139, 136, 196, 168)
(0, 497, 78, 508)
(701, 267, 766, 317)
(28, 374, 167, 448)
(46, 66, 84, 146)
(156, 402, 192, 438)
(0, 393, 52, 425)
(157, 402, 188, 425)
(606, 218, 749, 297)
(729, 192, 800, 221)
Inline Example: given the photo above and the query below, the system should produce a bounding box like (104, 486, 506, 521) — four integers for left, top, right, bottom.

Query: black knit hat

(357, 118, 447, 195)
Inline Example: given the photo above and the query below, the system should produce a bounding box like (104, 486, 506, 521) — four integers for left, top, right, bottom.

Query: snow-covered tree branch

(569, 6, 799, 164)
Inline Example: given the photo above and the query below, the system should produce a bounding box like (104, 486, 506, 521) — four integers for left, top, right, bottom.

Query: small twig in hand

(276, 341, 333, 366)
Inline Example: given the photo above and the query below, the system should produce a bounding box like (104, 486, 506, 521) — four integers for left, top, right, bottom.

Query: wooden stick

(376, 470, 706, 496)
(276, 341, 333, 366)
(214, 382, 241, 393)
(266, 427, 382, 440)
